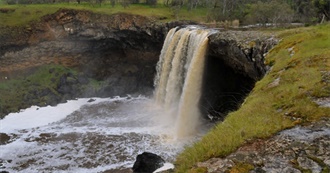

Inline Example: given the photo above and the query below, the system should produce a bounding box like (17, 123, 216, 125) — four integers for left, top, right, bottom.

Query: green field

(0, 2, 208, 27)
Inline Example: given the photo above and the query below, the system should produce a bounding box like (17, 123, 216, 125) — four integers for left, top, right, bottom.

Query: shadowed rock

(132, 152, 165, 173)
(0, 133, 10, 145)
(0, 9, 277, 121)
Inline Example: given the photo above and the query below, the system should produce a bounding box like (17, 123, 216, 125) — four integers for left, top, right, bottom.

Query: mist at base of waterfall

(0, 96, 210, 173)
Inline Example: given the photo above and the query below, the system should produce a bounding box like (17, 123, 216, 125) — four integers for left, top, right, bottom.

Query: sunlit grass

(0, 3, 208, 27)
(175, 24, 330, 172)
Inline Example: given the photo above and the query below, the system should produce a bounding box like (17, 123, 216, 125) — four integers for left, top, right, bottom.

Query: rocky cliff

(202, 31, 276, 120)
(0, 9, 276, 119)
(1, 9, 170, 92)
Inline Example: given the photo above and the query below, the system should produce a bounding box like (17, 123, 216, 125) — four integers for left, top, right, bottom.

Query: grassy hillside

(0, 64, 104, 118)
(175, 24, 330, 172)
(0, 2, 207, 27)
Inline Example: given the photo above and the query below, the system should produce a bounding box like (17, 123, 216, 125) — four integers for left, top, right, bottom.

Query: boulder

(0, 171, 10, 173)
(132, 152, 165, 173)
(0, 133, 10, 145)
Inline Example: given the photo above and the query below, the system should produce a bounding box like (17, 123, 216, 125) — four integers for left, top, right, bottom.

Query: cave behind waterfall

(200, 55, 256, 121)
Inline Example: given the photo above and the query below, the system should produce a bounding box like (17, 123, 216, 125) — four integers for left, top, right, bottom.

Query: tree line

(4, 0, 330, 25)
(174, 0, 329, 25)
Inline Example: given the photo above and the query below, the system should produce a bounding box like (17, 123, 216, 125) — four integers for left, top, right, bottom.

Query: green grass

(175, 24, 330, 172)
(0, 65, 68, 114)
(0, 3, 208, 27)
(0, 4, 58, 26)
(0, 64, 104, 118)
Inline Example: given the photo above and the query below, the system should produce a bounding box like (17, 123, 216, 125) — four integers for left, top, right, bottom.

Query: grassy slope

(175, 24, 330, 172)
(0, 2, 208, 27)
(0, 65, 65, 112)
(0, 65, 69, 115)
(0, 64, 103, 118)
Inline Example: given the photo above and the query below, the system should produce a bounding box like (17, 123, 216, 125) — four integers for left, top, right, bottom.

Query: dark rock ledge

(0, 8, 277, 119)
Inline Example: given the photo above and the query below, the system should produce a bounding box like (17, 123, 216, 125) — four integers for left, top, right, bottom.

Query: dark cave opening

(200, 55, 257, 121)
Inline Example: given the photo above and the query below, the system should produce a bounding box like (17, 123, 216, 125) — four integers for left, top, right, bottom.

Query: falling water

(0, 26, 212, 173)
(154, 26, 210, 139)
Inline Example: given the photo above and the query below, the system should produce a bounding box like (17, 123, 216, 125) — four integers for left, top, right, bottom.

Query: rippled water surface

(0, 96, 208, 173)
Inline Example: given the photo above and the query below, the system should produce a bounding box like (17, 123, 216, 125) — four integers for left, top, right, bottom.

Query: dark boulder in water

(132, 152, 165, 173)
(0, 133, 10, 145)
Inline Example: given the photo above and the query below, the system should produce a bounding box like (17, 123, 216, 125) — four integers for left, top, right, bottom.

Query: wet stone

(132, 152, 165, 173)
(282, 167, 301, 173)
(0, 133, 10, 145)
(297, 157, 322, 173)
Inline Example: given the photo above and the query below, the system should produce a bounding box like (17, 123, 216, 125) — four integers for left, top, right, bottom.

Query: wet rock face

(0, 9, 276, 120)
(0, 9, 165, 90)
(0, 9, 198, 117)
(0, 9, 196, 97)
(201, 31, 277, 120)
(0, 133, 10, 145)
(132, 152, 165, 173)
(208, 31, 277, 80)
(201, 56, 256, 121)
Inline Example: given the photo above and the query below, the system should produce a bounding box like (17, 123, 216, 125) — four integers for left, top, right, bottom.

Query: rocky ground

(197, 105, 330, 173)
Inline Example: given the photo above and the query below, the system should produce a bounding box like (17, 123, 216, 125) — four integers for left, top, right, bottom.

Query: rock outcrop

(208, 31, 277, 80)
(196, 117, 330, 172)
(0, 9, 198, 93)
(0, 9, 276, 119)
(0, 9, 195, 117)
(0, 133, 11, 145)
(132, 152, 165, 173)
(201, 31, 277, 120)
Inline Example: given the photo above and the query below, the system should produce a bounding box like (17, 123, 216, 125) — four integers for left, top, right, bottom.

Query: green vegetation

(0, 4, 59, 27)
(0, 64, 102, 118)
(0, 0, 329, 28)
(175, 24, 330, 172)
(0, 65, 66, 116)
(228, 162, 255, 173)
(0, 2, 208, 27)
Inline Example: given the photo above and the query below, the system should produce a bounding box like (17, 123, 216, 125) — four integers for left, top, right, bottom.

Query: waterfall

(154, 26, 210, 139)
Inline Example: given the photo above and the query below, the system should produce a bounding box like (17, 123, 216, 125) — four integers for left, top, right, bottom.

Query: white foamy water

(0, 96, 205, 173)
(0, 97, 120, 133)
(1, 26, 216, 172)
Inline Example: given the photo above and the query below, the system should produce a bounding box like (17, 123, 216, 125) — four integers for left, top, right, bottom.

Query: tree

(206, 0, 243, 22)
(171, 0, 184, 6)
(120, 0, 131, 8)
(245, 0, 294, 26)
(146, 0, 157, 6)
(187, 0, 199, 11)
(111, 0, 115, 7)
(313, 0, 330, 22)
(289, 0, 317, 23)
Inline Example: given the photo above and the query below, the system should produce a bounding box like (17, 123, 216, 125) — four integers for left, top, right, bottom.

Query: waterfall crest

(154, 26, 210, 139)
